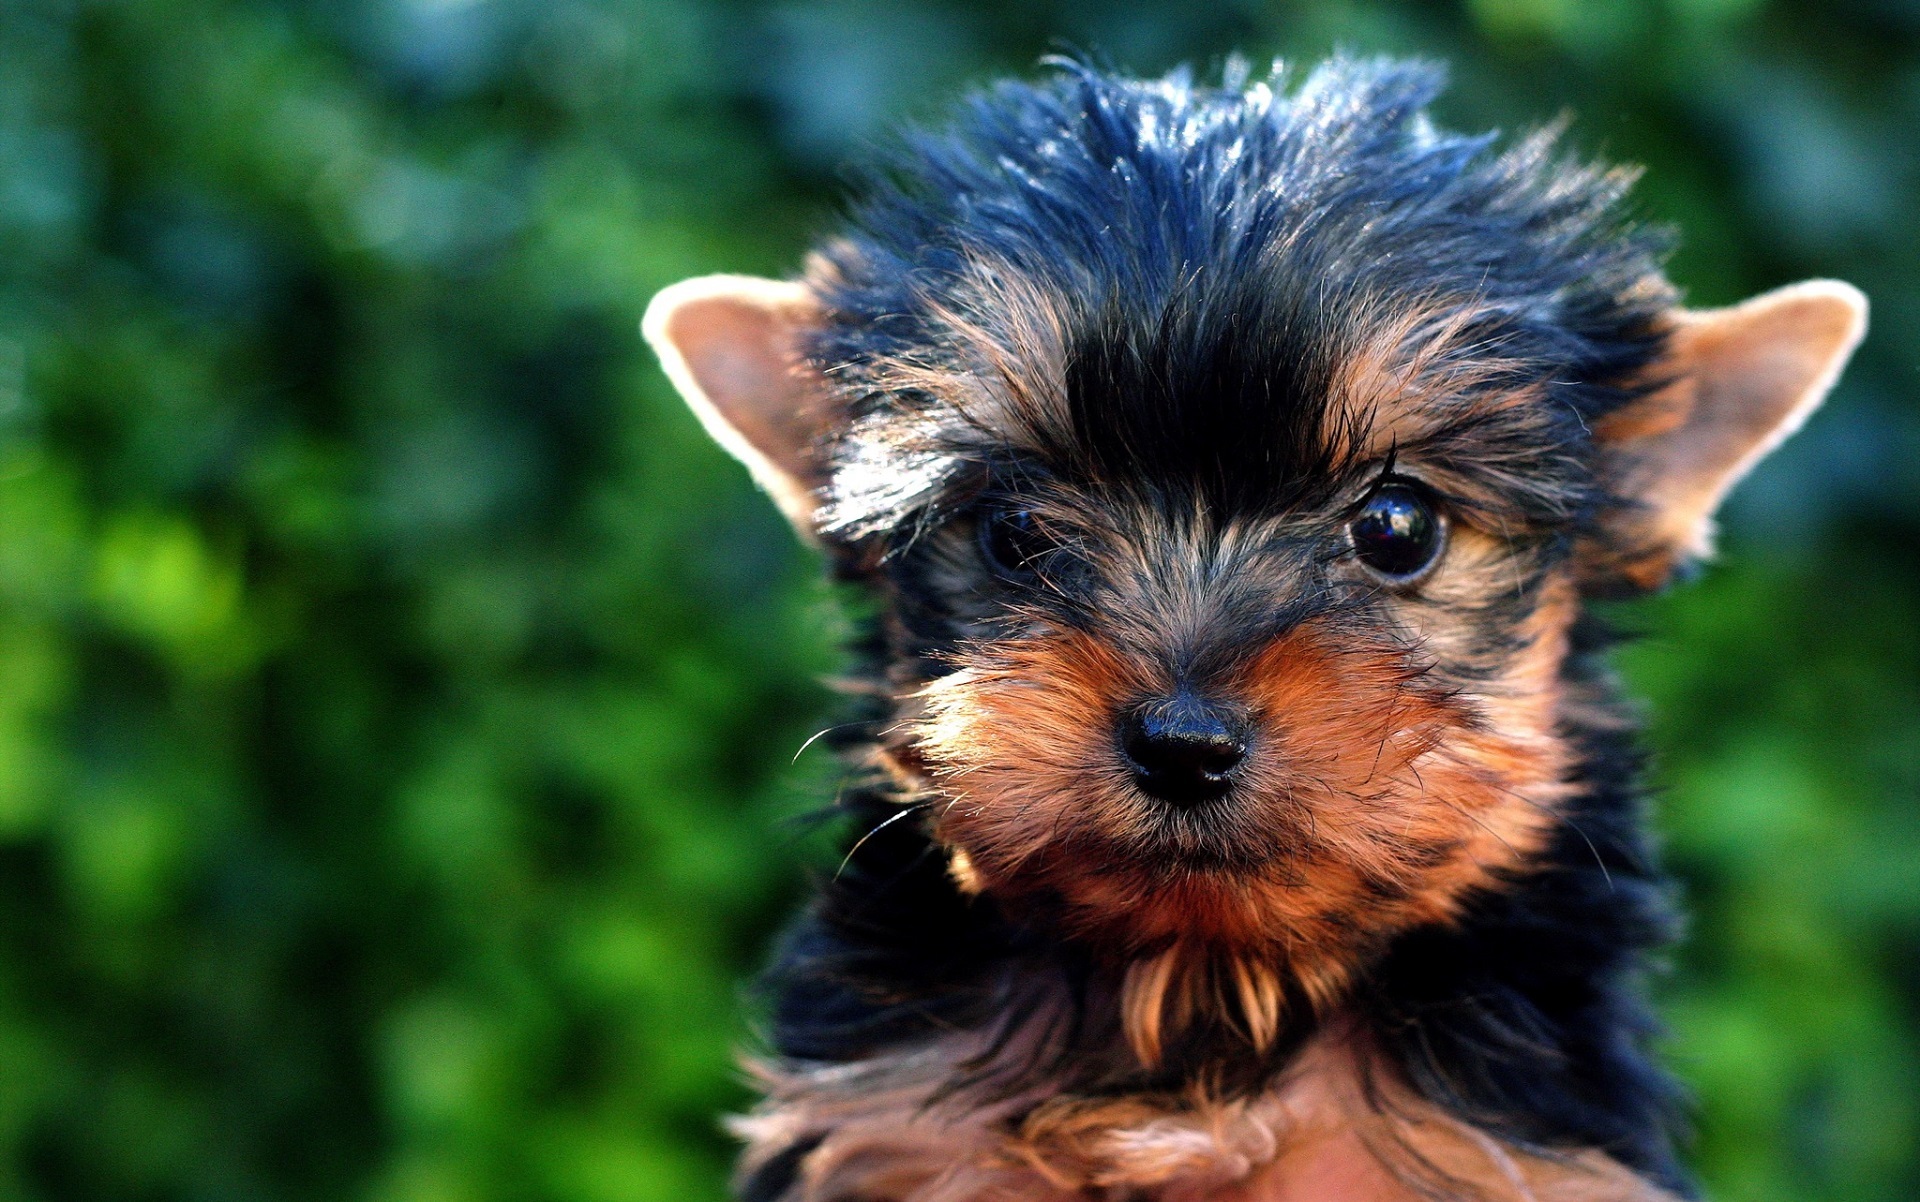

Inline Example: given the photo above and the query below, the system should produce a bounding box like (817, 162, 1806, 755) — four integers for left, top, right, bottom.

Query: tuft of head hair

(807, 56, 1673, 543)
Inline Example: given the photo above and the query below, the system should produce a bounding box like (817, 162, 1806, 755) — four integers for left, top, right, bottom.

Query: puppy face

(645, 62, 1864, 1042)
(852, 274, 1587, 1006)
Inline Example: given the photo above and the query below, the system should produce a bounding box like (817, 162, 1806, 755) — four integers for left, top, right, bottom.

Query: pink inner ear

(660, 294, 814, 466)
(642, 275, 833, 534)
(1606, 280, 1865, 575)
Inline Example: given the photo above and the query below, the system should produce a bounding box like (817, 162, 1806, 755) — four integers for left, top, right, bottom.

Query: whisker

(792, 721, 870, 764)
(834, 802, 931, 880)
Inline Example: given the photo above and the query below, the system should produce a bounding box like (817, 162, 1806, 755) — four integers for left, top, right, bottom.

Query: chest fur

(732, 1028, 1675, 1202)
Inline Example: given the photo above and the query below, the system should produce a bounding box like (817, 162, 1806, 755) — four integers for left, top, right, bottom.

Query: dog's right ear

(1589, 280, 1866, 590)
(643, 275, 836, 537)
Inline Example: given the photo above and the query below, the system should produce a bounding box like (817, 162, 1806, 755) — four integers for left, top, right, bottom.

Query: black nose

(1122, 694, 1248, 808)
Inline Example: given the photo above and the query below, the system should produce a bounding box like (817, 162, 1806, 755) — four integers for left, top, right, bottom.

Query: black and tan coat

(645, 58, 1865, 1202)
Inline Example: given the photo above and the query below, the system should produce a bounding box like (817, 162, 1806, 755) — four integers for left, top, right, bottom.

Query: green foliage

(0, 1, 1913, 1200)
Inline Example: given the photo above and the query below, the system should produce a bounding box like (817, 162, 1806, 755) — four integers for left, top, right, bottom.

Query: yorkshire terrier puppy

(644, 58, 1865, 1202)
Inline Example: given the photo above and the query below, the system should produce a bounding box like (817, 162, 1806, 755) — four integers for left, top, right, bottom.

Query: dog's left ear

(643, 274, 837, 538)
(1593, 279, 1867, 589)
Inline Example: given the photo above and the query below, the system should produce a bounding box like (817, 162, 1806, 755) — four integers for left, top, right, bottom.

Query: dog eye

(1350, 481, 1444, 580)
(979, 506, 1056, 577)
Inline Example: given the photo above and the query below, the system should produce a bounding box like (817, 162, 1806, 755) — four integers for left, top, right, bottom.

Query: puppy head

(646, 60, 1863, 1042)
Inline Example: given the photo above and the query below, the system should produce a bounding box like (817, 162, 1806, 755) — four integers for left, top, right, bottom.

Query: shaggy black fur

(809, 57, 1669, 542)
(1356, 618, 1688, 1189)
(751, 57, 1694, 1199)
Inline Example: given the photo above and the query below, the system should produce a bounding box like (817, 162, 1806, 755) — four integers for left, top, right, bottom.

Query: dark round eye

(1350, 481, 1443, 580)
(979, 506, 1056, 576)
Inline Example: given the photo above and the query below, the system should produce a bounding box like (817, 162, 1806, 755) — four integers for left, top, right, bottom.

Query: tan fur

(1119, 947, 1288, 1067)
(1229, 956, 1285, 1054)
(1121, 945, 1184, 1066)
(736, 1021, 1679, 1202)
(843, 253, 1074, 444)
(1328, 295, 1550, 462)
(908, 579, 1571, 1043)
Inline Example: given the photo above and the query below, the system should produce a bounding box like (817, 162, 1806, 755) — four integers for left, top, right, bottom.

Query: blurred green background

(0, 1, 1914, 1199)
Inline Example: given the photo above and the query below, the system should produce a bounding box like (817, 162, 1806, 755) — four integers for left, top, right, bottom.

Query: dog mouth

(995, 778, 1302, 881)
(1116, 828, 1289, 876)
